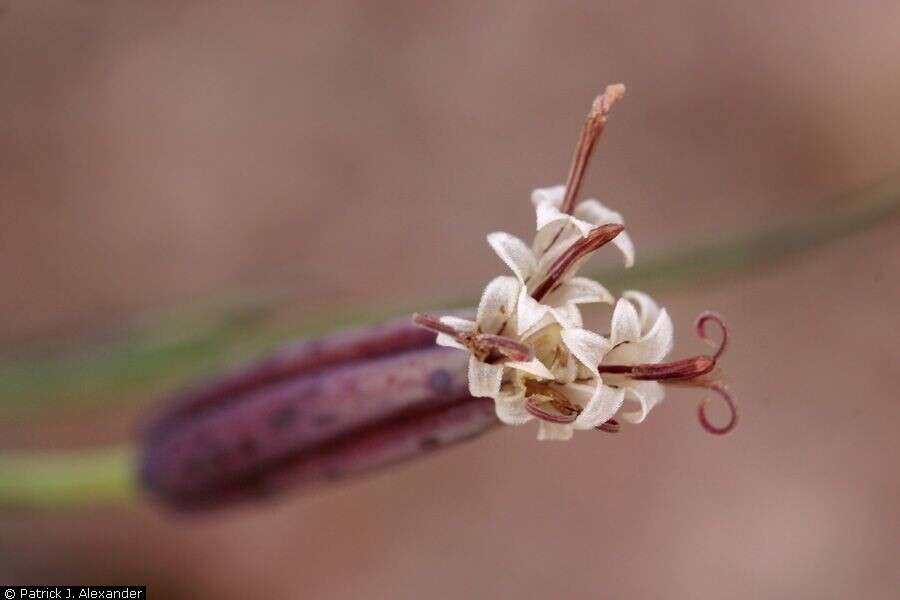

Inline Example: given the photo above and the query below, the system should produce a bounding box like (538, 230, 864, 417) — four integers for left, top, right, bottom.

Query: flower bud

(139, 317, 496, 511)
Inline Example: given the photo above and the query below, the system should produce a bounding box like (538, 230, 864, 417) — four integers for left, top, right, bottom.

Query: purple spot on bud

(269, 405, 298, 430)
(419, 436, 440, 450)
(428, 369, 453, 395)
(315, 413, 338, 427)
(238, 437, 258, 458)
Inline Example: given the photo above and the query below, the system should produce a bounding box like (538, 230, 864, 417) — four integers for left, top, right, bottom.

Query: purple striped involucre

(139, 316, 497, 511)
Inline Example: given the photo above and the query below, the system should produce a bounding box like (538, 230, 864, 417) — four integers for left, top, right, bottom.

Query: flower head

(413, 83, 737, 440)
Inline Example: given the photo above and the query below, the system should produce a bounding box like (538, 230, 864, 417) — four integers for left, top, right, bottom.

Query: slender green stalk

(0, 446, 134, 508)
(0, 296, 281, 416)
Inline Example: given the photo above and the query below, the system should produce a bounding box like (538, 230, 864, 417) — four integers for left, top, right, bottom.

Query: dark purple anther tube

(139, 316, 498, 511)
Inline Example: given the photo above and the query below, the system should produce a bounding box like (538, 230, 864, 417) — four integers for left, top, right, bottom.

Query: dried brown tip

(560, 83, 627, 215)
(697, 384, 738, 435)
(412, 313, 460, 337)
(595, 418, 621, 433)
(530, 223, 625, 302)
(595, 84, 626, 116)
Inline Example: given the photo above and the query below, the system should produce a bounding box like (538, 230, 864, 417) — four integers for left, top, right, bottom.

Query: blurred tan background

(1, 1, 899, 598)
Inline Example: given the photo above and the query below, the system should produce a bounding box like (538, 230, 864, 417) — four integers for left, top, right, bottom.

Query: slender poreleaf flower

(414, 83, 737, 440)
(141, 82, 737, 512)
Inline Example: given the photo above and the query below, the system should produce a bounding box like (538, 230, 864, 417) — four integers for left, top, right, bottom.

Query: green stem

(0, 446, 134, 508)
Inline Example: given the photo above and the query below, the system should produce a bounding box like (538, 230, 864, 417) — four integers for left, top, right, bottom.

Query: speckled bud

(139, 316, 497, 511)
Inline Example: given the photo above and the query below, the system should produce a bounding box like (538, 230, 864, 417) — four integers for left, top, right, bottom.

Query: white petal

(563, 381, 599, 407)
(487, 232, 537, 282)
(516, 287, 549, 335)
(433, 317, 476, 350)
(609, 297, 642, 347)
(638, 308, 674, 362)
(535, 201, 569, 231)
(505, 357, 554, 380)
(435, 334, 467, 350)
(576, 200, 633, 266)
(440, 316, 476, 331)
(621, 381, 666, 423)
(531, 220, 567, 261)
(569, 215, 596, 237)
(530, 185, 566, 208)
(548, 305, 583, 329)
(533, 226, 581, 271)
(561, 328, 612, 376)
(467, 357, 504, 398)
(606, 308, 673, 365)
(544, 277, 614, 307)
(574, 199, 624, 225)
(551, 353, 579, 384)
(476, 276, 519, 334)
(612, 230, 635, 268)
(622, 290, 660, 333)
(518, 306, 582, 340)
(493, 391, 532, 425)
(555, 303, 583, 328)
(537, 421, 574, 441)
(571, 384, 626, 430)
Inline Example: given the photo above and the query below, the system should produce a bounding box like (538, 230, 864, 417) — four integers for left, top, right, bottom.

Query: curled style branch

(697, 383, 738, 436)
(695, 311, 728, 360)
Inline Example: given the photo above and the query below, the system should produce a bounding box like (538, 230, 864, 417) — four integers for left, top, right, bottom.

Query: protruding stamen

(525, 396, 578, 424)
(595, 418, 620, 433)
(523, 381, 582, 424)
(412, 313, 461, 337)
(697, 383, 738, 435)
(530, 223, 625, 301)
(610, 356, 716, 381)
(476, 333, 534, 362)
(412, 313, 534, 363)
(560, 84, 626, 215)
(696, 311, 728, 360)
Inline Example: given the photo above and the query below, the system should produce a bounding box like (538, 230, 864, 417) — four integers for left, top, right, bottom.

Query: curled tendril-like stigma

(697, 383, 738, 435)
(695, 311, 728, 360)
